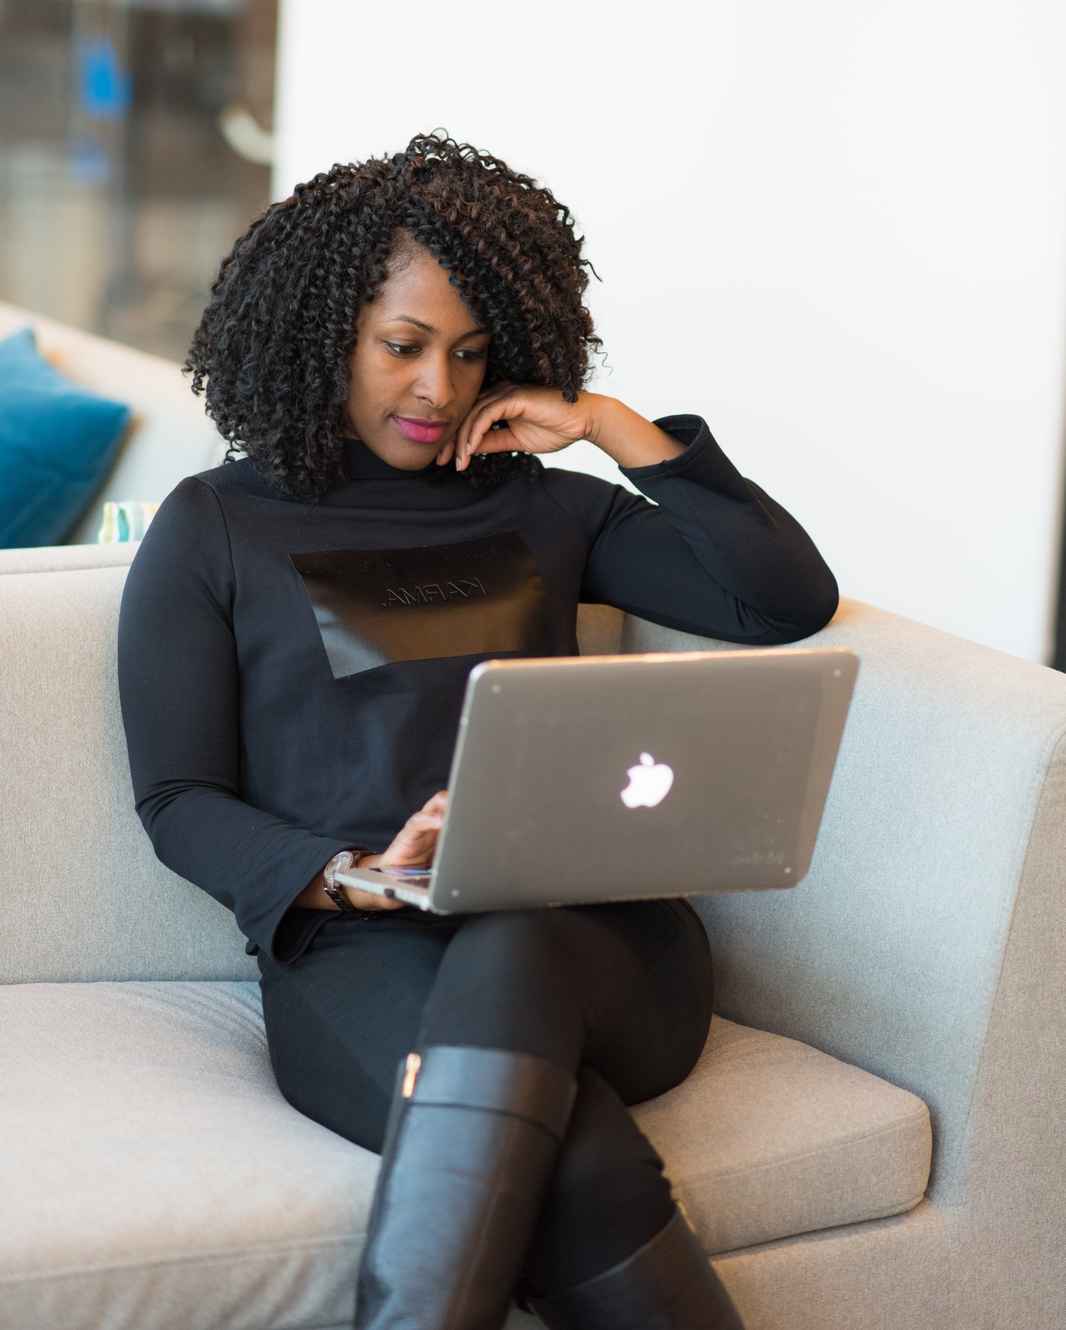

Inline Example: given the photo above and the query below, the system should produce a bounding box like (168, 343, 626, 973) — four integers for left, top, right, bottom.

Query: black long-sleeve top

(116, 414, 839, 969)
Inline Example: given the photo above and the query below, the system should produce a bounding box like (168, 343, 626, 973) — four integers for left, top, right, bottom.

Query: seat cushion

(1, 981, 374, 1330)
(635, 1014, 932, 1253)
(0, 981, 931, 1330)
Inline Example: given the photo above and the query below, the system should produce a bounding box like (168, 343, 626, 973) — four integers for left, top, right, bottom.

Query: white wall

(273, 0, 1066, 664)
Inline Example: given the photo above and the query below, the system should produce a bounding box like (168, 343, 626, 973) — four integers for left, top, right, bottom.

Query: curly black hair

(183, 128, 606, 500)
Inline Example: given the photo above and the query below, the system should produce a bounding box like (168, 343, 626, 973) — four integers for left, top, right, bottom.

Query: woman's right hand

(343, 790, 449, 911)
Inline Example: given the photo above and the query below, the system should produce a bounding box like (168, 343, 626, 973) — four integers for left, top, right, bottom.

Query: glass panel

(0, 0, 277, 362)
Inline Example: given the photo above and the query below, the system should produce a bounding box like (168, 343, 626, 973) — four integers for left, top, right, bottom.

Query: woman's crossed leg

(258, 897, 715, 1301)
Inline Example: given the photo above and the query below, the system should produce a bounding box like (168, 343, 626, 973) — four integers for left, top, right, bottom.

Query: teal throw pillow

(0, 325, 131, 548)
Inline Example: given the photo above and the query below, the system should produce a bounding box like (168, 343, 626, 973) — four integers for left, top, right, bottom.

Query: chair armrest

(619, 596, 1066, 1215)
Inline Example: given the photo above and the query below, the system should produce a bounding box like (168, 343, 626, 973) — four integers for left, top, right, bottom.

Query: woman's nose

(413, 356, 458, 407)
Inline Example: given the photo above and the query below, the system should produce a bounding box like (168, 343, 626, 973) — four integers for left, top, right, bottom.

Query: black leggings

(257, 897, 714, 1299)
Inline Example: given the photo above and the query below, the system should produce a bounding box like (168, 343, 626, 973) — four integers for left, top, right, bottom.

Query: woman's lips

(392, 416, 447, 444)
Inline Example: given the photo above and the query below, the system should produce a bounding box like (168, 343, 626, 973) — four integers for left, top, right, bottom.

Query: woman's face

(347, 247, 491, 470)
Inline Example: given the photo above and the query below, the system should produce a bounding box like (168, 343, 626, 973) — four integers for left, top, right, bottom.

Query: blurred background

(1, 0, 1065, 668)
(0, 0, 276, 361)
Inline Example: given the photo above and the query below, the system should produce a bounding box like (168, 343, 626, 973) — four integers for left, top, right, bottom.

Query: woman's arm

(543, 407, 839, 644)
(117, 476, 360, 963)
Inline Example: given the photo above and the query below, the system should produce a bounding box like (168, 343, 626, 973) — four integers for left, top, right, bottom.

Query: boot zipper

(401, 1051, 422, 1098)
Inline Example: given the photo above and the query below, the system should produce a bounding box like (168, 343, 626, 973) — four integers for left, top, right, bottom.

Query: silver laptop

(337, 646, 860, 913)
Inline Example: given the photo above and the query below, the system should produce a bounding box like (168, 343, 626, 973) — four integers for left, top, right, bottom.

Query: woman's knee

(443, 908, 563, 974)
(416, 910, 587, 1064)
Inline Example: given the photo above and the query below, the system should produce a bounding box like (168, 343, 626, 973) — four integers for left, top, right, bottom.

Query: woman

(117, 129, 838, 1329)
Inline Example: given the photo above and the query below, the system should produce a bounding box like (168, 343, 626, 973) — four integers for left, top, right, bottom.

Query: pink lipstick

(392, 416, 447, 444)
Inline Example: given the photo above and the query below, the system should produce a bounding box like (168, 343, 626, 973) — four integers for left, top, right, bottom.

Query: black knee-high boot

(352, 1044, 578, 1330)
(522, 1205, 745, 1330)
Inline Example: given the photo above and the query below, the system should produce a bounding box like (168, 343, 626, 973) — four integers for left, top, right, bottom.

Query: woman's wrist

(291, 850, 383, 912)
(290, 868, 336, 911)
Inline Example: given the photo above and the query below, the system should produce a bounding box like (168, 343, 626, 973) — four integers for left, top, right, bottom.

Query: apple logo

(621, 752, 675, 809)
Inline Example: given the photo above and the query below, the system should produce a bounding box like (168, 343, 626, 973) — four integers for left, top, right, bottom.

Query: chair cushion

(0, 981, 931, 1330)
(0, 326, 131, 548)
(635, 1014, 932, 1253)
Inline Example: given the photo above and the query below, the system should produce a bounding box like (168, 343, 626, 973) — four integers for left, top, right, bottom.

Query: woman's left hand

(437, 384, 605, 470)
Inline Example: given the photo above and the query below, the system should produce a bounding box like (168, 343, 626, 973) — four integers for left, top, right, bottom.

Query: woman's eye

(385, 342, 486, 362)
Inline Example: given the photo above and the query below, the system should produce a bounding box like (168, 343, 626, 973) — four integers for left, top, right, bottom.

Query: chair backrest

(1, 552, 257, 983)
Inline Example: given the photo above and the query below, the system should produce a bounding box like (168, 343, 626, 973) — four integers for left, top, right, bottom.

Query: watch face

(329, 850, 355, 876)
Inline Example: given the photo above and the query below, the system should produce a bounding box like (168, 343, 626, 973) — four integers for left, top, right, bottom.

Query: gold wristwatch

(322, 849, 367, 914)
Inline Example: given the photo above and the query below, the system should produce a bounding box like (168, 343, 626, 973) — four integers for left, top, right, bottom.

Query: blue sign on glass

(77, 38, 132, 120)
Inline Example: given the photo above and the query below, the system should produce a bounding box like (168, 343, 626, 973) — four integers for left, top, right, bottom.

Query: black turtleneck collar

(343, 435, 461, 483)
(282, 432, 492, 510)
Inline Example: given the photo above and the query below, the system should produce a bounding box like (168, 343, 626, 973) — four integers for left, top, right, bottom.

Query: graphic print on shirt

(290, 530, 556, 680)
